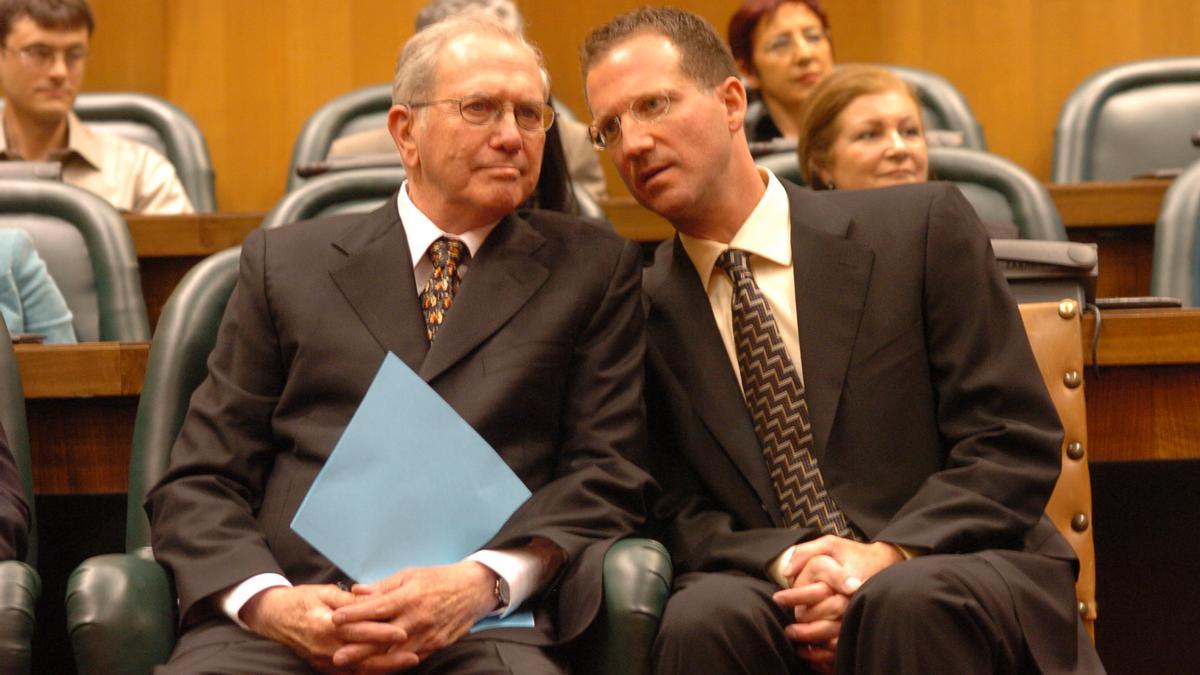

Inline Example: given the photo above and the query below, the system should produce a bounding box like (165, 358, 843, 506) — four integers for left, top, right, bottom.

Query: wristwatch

(492, 575, 511, 610)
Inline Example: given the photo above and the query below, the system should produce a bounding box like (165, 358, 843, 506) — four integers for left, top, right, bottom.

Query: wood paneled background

(81, 0, 1199, 211)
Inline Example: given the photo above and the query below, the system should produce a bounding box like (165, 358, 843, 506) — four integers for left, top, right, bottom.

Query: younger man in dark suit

(582, 7, 1102, 674)
(147, 14, 651, 673)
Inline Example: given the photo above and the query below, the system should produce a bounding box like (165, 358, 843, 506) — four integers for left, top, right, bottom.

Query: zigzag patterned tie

(420, 237, 468, 342)
(717, 249, 857, 538)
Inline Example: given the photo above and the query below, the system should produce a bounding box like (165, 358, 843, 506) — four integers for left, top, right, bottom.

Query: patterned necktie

(716, 249, 857, 538)
(420, 237, 468, 342)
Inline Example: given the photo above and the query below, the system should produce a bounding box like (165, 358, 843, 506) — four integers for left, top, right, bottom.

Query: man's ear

(717, 76, 749, 133)
(387, 104, 419, 169)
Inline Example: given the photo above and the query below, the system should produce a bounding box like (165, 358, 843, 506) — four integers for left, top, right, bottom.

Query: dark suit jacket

(644, 180, 1084, 672)
(146, 198, 653, 645)
(0, 421, 29, 561)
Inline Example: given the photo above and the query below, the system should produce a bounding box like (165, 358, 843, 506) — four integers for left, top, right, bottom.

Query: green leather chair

(0, 321, 38, 674)
(65, 248, 671, 674)
(929, 147, 1068, 241)
(1052, 57, 1200, 182)
(884, 64, 987, 151)
(1151, 158, 1200, 306)
(746, 63, 987, 153)
(75, 92, 217, 211)
(758, 147, 1067, 241)
(265, 166, 606, 230)
(0, 180, 150, 341)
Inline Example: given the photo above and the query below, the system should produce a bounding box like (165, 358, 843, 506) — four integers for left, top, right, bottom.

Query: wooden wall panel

(85, 0, 165, 93)
(69, 1, 1200, 210)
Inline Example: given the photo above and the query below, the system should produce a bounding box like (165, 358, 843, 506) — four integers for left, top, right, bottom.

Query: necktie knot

(716, 249, 753, 284)
(428, 237, 467, 278)
(421, 237, 469, 342)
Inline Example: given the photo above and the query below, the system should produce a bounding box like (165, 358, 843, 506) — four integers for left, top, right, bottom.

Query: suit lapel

(329, 200, 429, 373)
(418, 212, 549, 381)
(783, 183, 875, 461)
(647, 237, 782, 523)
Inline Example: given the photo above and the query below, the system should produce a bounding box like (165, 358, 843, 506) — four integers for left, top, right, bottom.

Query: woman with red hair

(728, 0, 834, 146)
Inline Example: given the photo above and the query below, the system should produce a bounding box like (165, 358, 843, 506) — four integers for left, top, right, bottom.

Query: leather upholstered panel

(1018, 300, 1096, 638)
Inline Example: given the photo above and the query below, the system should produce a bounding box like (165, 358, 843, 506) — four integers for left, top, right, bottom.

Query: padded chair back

(74, 92, 216, 211)
(263, 167, 406, 231)
(287, 84, 395, 193)
(0, 324, 33, 566)
(0, 180, 149, 341)
(125, 247, 240, 551)
(930, 147, 1068, 241)
(1018, 300, 1097, 639)
(884, 64, 987, 151)
(1151, 158, 1200, 306)
(1052, 57, 1200, 182)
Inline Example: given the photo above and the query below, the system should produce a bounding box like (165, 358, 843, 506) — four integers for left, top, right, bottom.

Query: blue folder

(292, 352, 534, 630)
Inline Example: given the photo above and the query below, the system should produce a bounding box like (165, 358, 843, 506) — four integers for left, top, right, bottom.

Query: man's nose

(620, 116, 654, 156)
(490, 109, 524, 150)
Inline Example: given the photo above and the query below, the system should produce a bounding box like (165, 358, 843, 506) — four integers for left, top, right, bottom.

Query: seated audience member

(146, 13, 650, 673)
(0, 228, 75, 343)
(797, 64, 1018, 238)
(582, 7, 1101, 673)
(729, 0, 833, 148)
(0, 416, 28, 562)
(0, 0, 193, 214)
(328, 0, 609, 202)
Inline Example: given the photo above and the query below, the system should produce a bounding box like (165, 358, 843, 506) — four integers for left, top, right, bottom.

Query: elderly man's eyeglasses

(407, 97, 555, 132)
(1, 44, 88, 71)
(589, 91, 674, 150)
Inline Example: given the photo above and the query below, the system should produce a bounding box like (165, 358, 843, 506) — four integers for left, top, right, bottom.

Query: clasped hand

(771, 535, 903, 673)
(242, 561, 497, 673)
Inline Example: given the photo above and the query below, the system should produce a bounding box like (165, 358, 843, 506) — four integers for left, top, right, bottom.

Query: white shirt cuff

(466, 548, 541, 618)
(218, 573, 292, 629)
(768, 545, 797, 589)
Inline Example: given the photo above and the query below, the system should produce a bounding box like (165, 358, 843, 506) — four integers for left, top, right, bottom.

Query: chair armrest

(66, 549, 177, 675)
(0, 560, 39, 674)
(577, 538, 673, 675)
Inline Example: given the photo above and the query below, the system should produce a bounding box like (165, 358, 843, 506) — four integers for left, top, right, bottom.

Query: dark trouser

(156, 619, 567, 675)
(655, 553, 1104, 674)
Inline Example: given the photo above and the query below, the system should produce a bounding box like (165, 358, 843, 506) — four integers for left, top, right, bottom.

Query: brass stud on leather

(1078, 601, 1087, 617)
(1071, 513, 1089, 532)
(1067, 441, 1084, 460)
(1058, 299, 1077, 319)
(1063, 370, 1081, 388)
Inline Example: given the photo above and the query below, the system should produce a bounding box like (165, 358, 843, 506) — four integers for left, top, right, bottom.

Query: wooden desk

(603, 180, 1170, 298)
(17, 342, 147, 495)
(1083, 308, 1200, 462)
(18, 309, 1197, 495)
(128, 213, 260, 327)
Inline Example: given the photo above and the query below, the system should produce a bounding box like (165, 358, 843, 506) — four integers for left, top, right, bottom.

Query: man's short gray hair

(414, 0, 524, 34)
(392, 13, 549, 106)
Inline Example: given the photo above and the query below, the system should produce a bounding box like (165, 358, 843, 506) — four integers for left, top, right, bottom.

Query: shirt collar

(63, 113, 102, 169)
(396, 180, 498, 269)
(0, 108, 100, 169)
(678, 167, 792, 289)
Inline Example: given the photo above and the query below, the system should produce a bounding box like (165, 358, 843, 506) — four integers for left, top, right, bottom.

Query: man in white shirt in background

(0, 0, 192, 213)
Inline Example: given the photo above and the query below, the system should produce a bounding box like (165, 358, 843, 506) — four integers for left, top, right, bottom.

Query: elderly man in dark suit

(583, 7, 1102, 675)
(146, 14, 651, 674)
